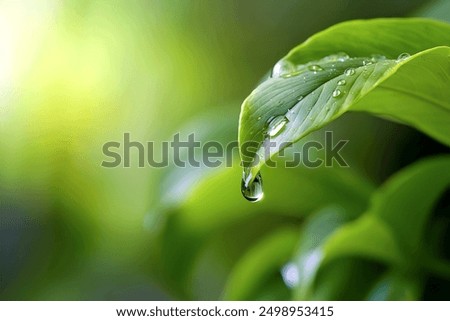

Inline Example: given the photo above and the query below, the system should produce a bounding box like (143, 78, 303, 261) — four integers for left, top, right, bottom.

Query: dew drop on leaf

(370, 54, 386, 62)
(337, 79, 346, 86)
(323, 52, 350, 62)
(308, 65, 324, 72)
(266, 115, 288, 137)
(344, 68, 355, 76)
(332, 89, 342, 98)
(397, 52, 410, 60)
(271, 59, 295, 78)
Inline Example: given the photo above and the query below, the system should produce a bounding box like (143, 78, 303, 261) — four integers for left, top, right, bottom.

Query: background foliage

(1, 0, 449, 300)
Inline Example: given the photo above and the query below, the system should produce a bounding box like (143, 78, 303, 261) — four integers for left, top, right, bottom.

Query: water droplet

(337, 79, 346, 86)
(271, 59, 295, 78)
(336, 52, 350, 61)
(344, 68, 355, 76)
(370, 54, 386, 62)
(257, 116, 261, 120)
(241, 169, 263, 202)
(363, 59, 373, 66)
(266, 115, 288, 137)
(397, 53, 410, 60)
(332, 89, 342, 98)
(297, 96, 304, 101)
(323, 52, 350, 62)
(308, 65, 323, 72)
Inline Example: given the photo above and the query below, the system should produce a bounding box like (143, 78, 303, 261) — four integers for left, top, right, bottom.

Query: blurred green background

(1, 0, 449, 300)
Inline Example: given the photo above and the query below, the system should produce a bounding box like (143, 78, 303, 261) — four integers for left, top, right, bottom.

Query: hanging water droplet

(271, 59, 295, 78)
(337, 79, 346, 86)
(332, 89, 342, 98)
(344, 68, 355, 76)
(397, 53, 410, 61)
(241, 170, 263, 202)
(266, 115, 288, 137)
(308, 65, 323, 72)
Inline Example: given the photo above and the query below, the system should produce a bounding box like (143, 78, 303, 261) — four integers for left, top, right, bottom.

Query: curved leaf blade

(369, 156, 450, 254)
(239, 18, 450, 174)
(284, 18, 450, 64)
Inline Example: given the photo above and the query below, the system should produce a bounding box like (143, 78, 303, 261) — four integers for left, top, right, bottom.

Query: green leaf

(290, 156, 450, 300)
(322, 215, 404, 266)
(306, 258, 388, 300)
(239, 18, 450, 175)
(368, 156, 450, 255)
(222, 227, 298, 300)
(291, 215, 404, 299)
(367, 272, 422, 300)
(288, 206, 349, 299)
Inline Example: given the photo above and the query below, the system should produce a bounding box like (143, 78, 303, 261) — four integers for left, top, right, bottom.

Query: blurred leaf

(417, 0, 450, 22)
(369, 156, 450, 254)
(159, 109, 239, 207)
(322, 215, 405, 265)
(290, 206, 348, 299)
(367, 271, 421, 300)
(289, 207, 391, 300)
(308, 257, 387, 300)
(291, 156, 450, 300)
(223, 227, 298, 300)
(239, 18, 450, 174)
